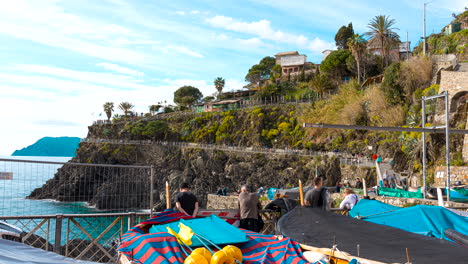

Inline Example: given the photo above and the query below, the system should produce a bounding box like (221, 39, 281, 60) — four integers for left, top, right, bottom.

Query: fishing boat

(277, 206, 468, 264)
(117, 209, 341, 264)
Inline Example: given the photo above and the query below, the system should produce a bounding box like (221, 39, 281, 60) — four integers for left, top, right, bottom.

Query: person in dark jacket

(304, 177, 330, 210)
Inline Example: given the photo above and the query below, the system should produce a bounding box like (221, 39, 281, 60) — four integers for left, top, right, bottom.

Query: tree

(310, 74, 334, 97)
(118, 102, 134, 117)
(103, 102, 114, 121)
(245, 56, 276, 84)
(347, 34, 367, 83)
(320, 49, 353, 79)
(334, 23, 354, 49)
(214, 77, 225, 96)
(270, 65, 282, 82)
(173, 86, 203, 107)
(149, 104, 162, 115)
(365, 15, 400, 66)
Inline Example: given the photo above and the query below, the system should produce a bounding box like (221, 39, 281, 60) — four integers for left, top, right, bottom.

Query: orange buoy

(222, 245, 242, 263)
(192, 248, 212, 262)
(210, 250, 234, 264)
(184, 253, 209, 264)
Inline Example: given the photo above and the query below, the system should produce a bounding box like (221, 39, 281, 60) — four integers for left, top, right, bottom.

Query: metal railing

(81, 139, 375, 167)
(92, 91, 339, 126)
(0, 212, 149, 263)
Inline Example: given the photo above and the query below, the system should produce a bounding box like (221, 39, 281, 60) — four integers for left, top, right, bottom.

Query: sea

(0, 156, 127, 246)
(0, 155, 98, 216)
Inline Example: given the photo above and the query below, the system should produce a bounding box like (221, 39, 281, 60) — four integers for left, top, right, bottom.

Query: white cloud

(162, 46, 204, 58)
(0, 0, 156, 66)
(175, 11, 186, 15)
(191, 10, 200, 14)
(206, 15, 335, 53)
(96, 62, 144, 76)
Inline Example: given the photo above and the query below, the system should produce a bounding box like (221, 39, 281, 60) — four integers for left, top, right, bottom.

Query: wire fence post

(54, 214, 63, 254)
(150, 165, 155, 217)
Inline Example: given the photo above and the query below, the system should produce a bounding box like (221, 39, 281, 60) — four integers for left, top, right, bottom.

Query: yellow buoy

(222, 245, 242, 263)
(210, 250, 235, 264)
(192, 248, 213, 262)
(184, 253, 209, 264)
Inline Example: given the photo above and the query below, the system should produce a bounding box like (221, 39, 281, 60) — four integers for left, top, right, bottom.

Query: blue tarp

(450, 189, 468, 202)
(267, 188, 279, 200)
(350, 199, 468, 241)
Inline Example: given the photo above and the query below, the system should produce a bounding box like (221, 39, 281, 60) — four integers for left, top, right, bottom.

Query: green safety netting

(378, 187, 423, 198)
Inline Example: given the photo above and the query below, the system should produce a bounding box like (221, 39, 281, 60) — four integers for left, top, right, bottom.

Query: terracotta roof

(275, 51, 299, 57)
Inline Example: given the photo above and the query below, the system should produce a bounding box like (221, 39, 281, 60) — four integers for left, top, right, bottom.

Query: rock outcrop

(28, 142, 342, 211)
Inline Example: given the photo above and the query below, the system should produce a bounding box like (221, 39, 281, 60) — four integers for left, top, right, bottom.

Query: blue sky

(0, 0, 466, 155)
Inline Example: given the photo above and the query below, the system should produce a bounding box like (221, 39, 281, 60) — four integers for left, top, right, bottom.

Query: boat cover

(378, 187, 423, 198)
(450, 189, 468, 202)
(148, 215, 249, 247)
(0, 239, 99, 264)
(278, 206, 468, 263)
(349, 199, 468, 240)
(119, 209, 314, 264)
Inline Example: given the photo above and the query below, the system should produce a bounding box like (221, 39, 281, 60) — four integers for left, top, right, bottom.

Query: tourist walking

(304, 177, 330, 210)
(238, 185, 262, 232)
(175, 182, 199, 217)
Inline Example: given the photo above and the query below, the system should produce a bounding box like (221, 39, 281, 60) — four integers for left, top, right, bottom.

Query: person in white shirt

(339, 188, 359, 210)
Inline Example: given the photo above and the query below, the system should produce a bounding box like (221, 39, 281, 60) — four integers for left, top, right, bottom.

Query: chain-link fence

(0, 158, 152, 216)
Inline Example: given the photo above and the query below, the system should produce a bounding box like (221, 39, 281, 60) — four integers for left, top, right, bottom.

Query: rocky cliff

(28, 141, 343, 211)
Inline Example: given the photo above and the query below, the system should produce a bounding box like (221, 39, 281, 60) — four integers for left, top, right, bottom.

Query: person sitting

(216, 187, 223, 196)
(304, 177, 330, 211)
(222, 187, 228, 196)
(339, 188, 359, 210)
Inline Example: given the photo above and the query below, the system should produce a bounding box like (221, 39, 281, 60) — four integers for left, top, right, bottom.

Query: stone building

(274, 51, 307, 75)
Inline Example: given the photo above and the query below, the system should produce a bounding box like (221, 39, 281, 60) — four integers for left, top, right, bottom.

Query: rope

(355, 209, 397, 219)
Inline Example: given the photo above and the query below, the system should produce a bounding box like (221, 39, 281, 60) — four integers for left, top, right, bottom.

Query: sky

(0, 0, 466, 155)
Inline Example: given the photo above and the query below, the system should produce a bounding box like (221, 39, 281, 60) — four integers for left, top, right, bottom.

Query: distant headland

(12, 137, 81, 157)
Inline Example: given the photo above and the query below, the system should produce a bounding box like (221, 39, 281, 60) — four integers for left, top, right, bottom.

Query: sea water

(0, 155, 97, 216)
(0, 156, 126, 246)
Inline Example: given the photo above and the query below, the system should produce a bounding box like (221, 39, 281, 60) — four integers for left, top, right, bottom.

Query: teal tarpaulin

(450, 189, 468, 202)
(350, 199, 468, 241)
(378, 187, 423, 198)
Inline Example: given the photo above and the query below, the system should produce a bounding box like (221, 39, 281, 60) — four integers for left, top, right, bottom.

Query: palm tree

(365, 15, 400, 66)
(347, 34, 367, 83)
(310, 74, 333, 97)
(103, 102, 114, 121)
(118, 102, 134, 117)
(214, 77, 225, 96)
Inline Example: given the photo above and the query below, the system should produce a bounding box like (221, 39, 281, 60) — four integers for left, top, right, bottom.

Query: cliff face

(28, 142, 342, 211)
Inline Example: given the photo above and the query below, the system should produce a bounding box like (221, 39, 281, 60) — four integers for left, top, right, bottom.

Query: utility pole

(423, 1, 432, 56)
(406, 31, 409, 60)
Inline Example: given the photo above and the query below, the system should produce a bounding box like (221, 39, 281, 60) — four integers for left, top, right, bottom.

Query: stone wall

(434, 165, 468, 186)
(207, 193, 468, 211)
(438, 71, 468, 97)
(369, 195, 468, 209)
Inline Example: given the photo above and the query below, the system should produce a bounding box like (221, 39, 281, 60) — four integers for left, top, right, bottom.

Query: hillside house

(367, 40, 411, 61)
(274, 51, 308, 75)
(196, 99, 240, 113)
